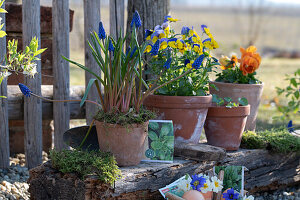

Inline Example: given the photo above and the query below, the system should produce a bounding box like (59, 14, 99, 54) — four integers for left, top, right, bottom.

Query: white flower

(211, 176, 223, 193)
(0, 71, 11, 79)
(177, 177, 192, 193)
(200, 179, 213, 193)
(243, 195, 255, 200)
(198, 173, 210, 180)
(22, 63, 37, 77)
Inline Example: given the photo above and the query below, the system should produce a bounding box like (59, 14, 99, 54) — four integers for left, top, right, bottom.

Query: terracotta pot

(204, 105, 250, 150)
(201, 191, 213, 200)
(209, 81, 263, 131)
(144, 95, 212, 144)
(95, 121, 148, 167)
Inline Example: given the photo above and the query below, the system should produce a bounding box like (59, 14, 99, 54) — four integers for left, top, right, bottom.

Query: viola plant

(215, 46, 261, 84)
(145, 16, 219, 96)
(222, 188, 240, 200)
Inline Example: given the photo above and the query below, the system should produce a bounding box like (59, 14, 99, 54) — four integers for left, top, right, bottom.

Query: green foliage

(50, 149, 121, 185)
(145, 122, 174, 161)
(94, 107, 156, 125)
(241, 128, 300, 153)
(215, 166, 242, 192)
(212, 94, 248, 108)
(275, 69, 300, 121)
(215, 66, 261, 84)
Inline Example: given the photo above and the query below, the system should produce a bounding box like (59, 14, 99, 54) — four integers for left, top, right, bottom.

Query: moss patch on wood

(49, 149, 121, 185)
(241, 127, 300, 153)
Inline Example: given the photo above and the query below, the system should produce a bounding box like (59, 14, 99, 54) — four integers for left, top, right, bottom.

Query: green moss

(94, 107, 157, 126)
(49, 149, 121, 185)
(241, 127, 300, 153)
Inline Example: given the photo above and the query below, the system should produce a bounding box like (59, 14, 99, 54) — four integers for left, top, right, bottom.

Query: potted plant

(18, 11, 194, 166)
(204, 95, 250, 150)
(143, 18, 219, 144)
(210, 46, 263, 131)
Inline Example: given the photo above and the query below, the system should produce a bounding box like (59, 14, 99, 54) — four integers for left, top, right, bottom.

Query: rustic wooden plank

(83, 0, 101, 124)
(7, 86, 85, 120)
(22, 0, 43, 169)
(0, 1, 10, 169)
(52, 0, 70, 150)
(109, 0, 124, 39)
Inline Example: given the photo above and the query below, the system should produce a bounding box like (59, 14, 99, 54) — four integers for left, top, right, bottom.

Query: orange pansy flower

(239, 46, 261, 75)
(219, 55, 238, 70)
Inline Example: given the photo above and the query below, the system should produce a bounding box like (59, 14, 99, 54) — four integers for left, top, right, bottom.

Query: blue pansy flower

(131, 10, 142, 28)
(19, 83, 32, 97)
(150, 40, 160, 56)
(190, 174, 206, 191)
(108, 38, 114, 53)
(184, 59, 190, 65)
(163, 58, 172, 69)
(201, 24, 208, 32)
(181, 26, 190, 35)
(145, 29, 153, 38)
(222, 188, 239, 200)
(98, 22, 106, 40)
(192, 54, 205, 69)
(203, 38, 212, 44)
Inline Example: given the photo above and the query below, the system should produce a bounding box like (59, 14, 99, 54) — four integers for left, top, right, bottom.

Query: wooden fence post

(83, 0, 101, 124)
(52, 0, 70, 150)
(0, 1, 10, 169)
(22, 0, 43, 169)
(110, 0, 124, 40)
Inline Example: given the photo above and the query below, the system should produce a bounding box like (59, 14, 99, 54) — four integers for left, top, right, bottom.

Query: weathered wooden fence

(0, 0, 125, 169)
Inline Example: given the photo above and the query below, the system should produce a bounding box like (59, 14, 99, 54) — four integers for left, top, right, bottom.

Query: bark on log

(28, 149, 300, 200)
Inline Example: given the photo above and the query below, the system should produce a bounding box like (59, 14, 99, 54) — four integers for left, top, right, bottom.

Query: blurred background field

(35, 0, 300, 130)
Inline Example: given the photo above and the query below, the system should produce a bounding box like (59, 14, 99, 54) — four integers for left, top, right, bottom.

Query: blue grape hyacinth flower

(98, 22, 106, 40)
(192, 54, 205, 69)
(163, 58, 172, 69)
(108, 38, 114, 53)
(131, 10, 142, 28)
(18, 83, 32, 97)
(287, 120, 294, 133)
(150, 40, 160, 56)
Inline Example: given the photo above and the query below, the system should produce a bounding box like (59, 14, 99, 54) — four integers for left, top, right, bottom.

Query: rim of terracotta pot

(207, 105, 250, 117)
(95, 121, 148, 128)
(210, 80, 264, 87)
(144, 94, 212, 109)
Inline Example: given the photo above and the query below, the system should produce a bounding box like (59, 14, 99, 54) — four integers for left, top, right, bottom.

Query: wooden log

(22, 0, 43, 169)
(83, 0, 101, 124)
(28, 149, 300, 199)
(0, 1, 10, 169)
(7, 86, 85, 120)
(109, 0, 124, 40)
(52, 0, 70, 150)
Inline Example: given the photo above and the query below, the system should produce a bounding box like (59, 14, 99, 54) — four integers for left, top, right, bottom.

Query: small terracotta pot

(201, 191, 213, 200)
(144, 95, 212, 144)
(95, 121, 148, 166)
(204, 105, 250, 150)
(209, 81, 263, 131)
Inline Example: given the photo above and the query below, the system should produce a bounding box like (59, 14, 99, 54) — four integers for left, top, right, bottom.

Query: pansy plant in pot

(18, 11, 194, 167)
(143, 17, 220, 144)
(210, 46, 263, 131)
(204, 95, 250, 150)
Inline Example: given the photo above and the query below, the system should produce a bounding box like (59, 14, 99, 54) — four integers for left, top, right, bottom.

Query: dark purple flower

(18, 83, 32, 97)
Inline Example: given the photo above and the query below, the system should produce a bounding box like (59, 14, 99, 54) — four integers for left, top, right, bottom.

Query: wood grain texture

(109, 0, 124, 40)
(22, 0, 43, 169)
(0, 1, 10, 169)
(52, 0, 70, 150)
(7, 86, 85, 120)
(83, 0, 101, 124)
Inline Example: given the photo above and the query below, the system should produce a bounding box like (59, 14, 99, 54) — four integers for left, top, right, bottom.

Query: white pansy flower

(200, 179, 213, 193)
(211, 176, 223, 193)
(177, 177, 192, 193)
(243, 195, 254, 200)
(0, 71, 11, 79)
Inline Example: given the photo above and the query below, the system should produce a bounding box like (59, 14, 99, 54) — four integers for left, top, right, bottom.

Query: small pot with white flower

(204, 95, 250, 150)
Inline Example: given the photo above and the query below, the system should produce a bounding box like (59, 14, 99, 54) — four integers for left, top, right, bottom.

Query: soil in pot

(95, 121, 148, 167)
(204, 105, 250, 150)
(144, 95, 212, 144)
(209, 81, 263, 131)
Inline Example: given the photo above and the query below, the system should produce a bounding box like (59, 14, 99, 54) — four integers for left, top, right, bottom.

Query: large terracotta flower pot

(209, 81, 263, 131)
(144, 95, 212, 144)
(201, 191, 213, 200)
(204, 105, 250, 150)
(95, 121, 148, 166)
